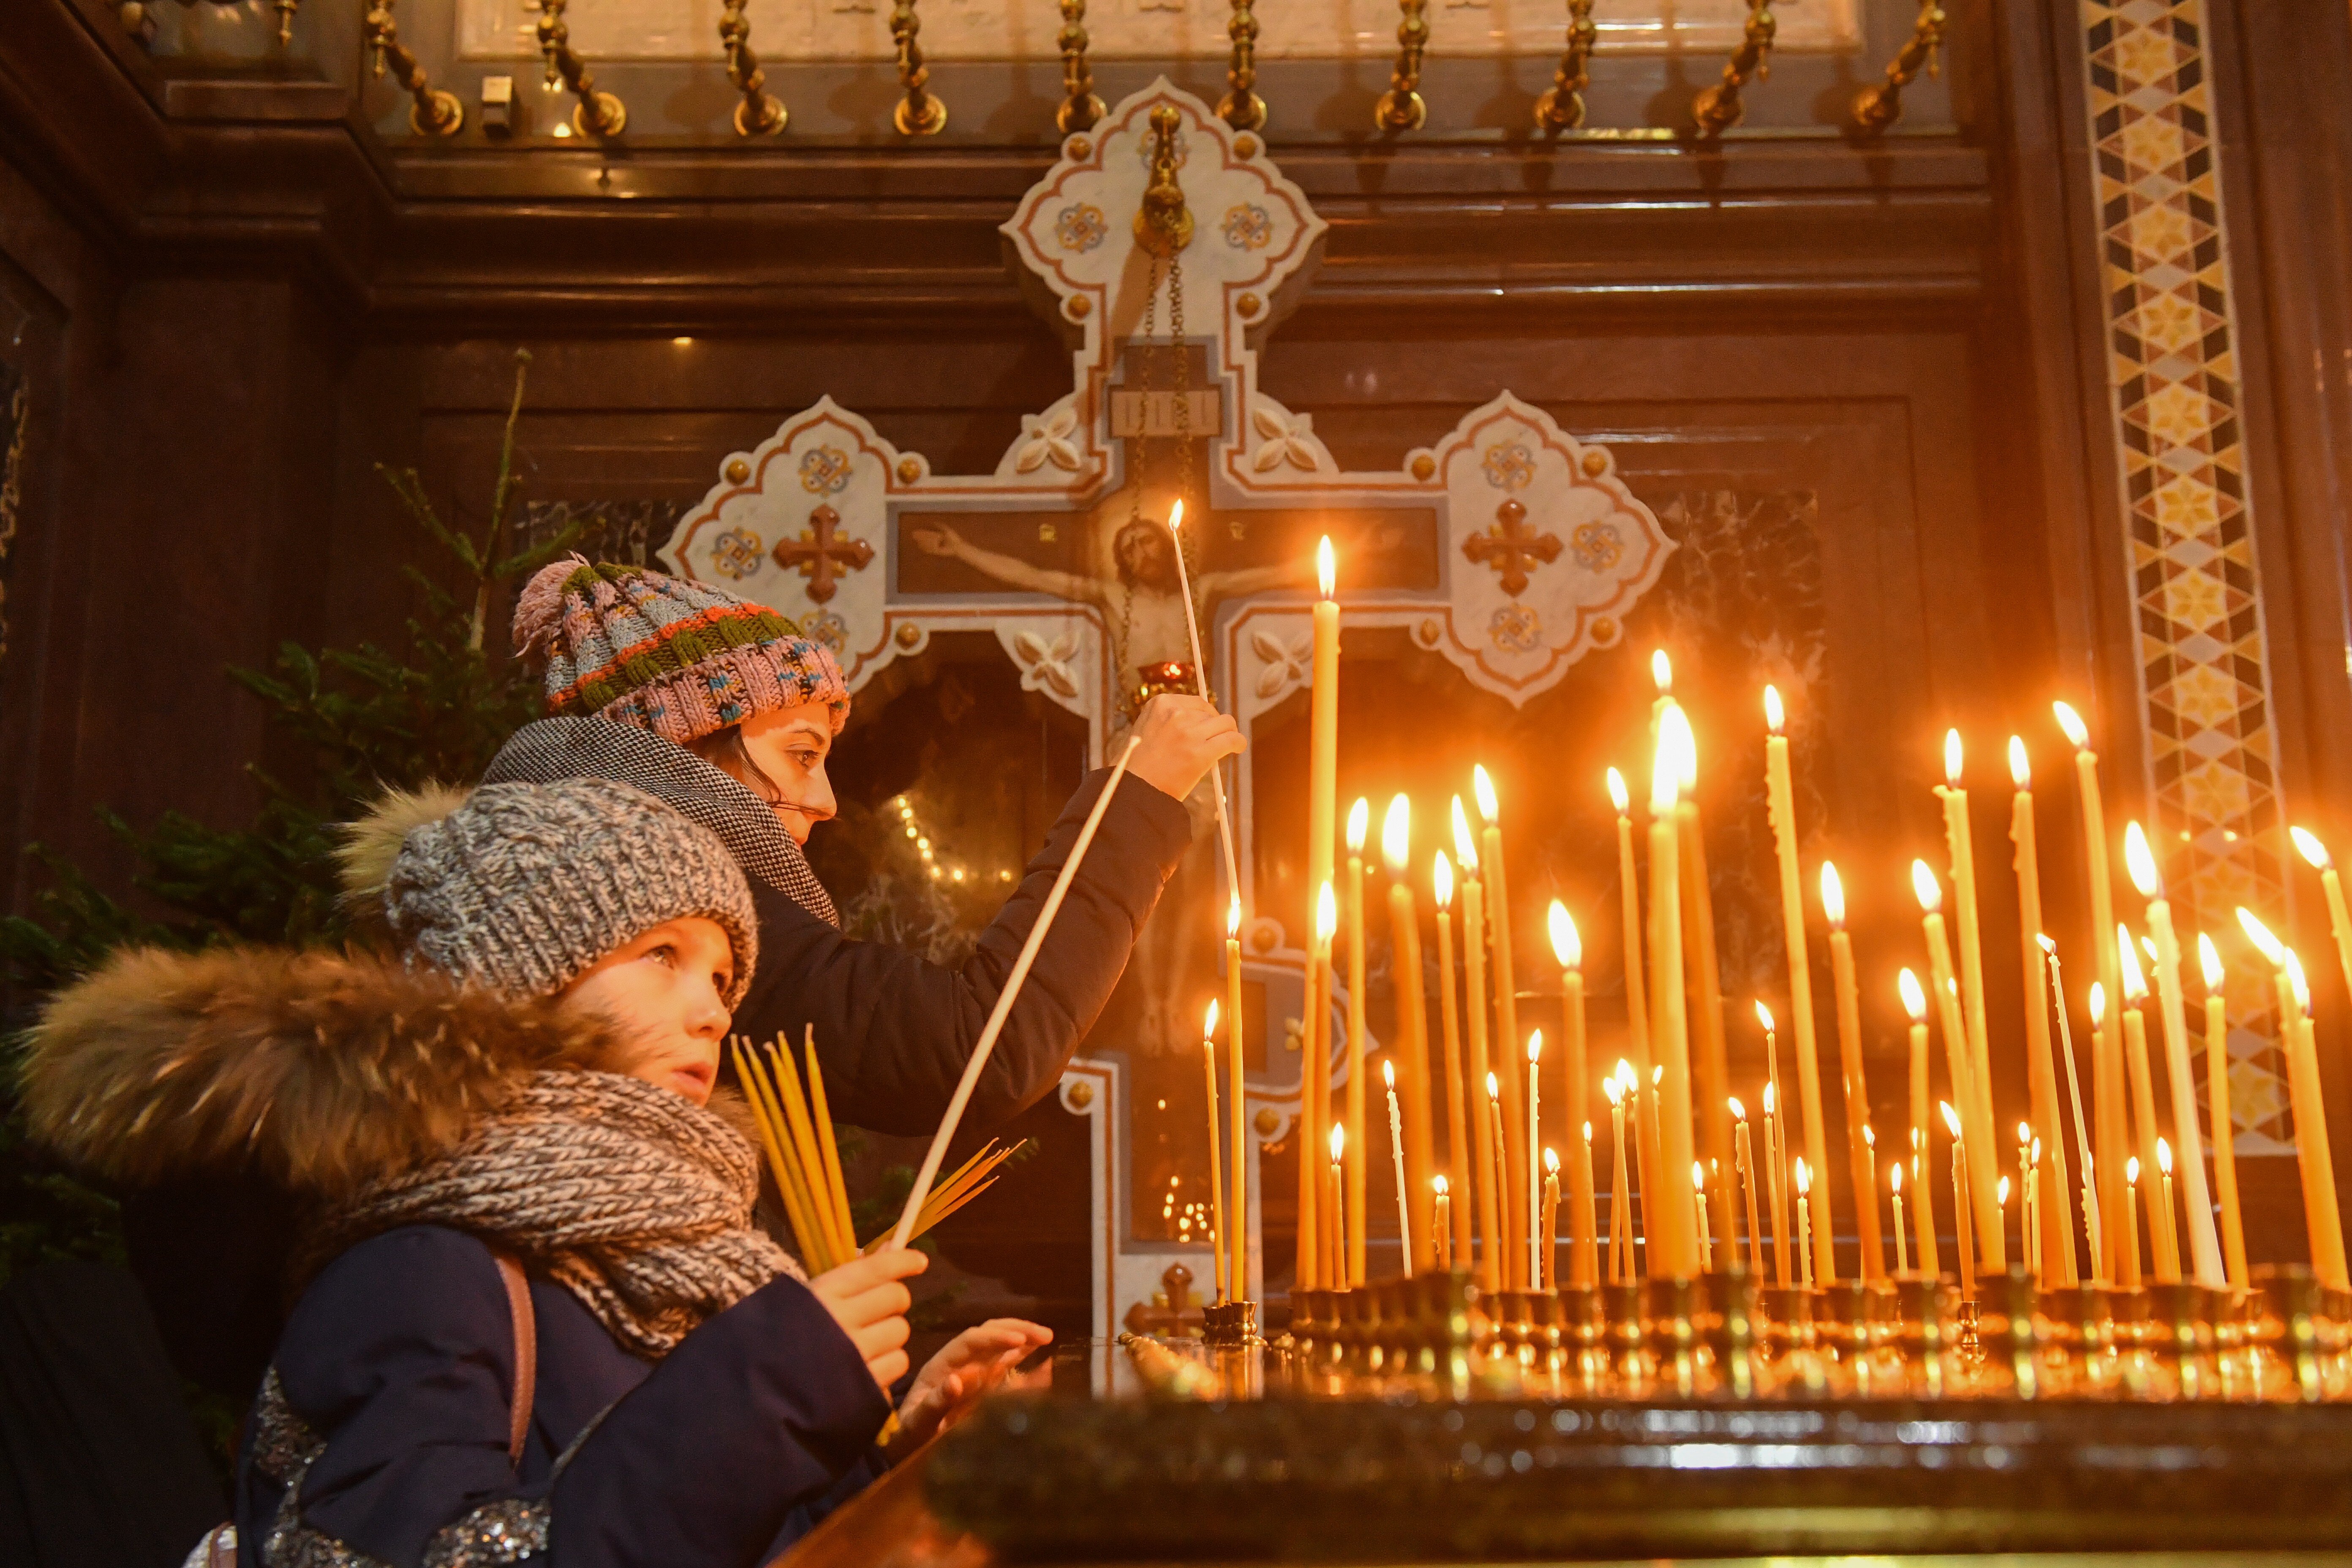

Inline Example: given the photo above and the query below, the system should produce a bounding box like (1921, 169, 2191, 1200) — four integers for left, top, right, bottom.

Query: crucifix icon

(771, 504, 874, 603)
(1460, 498, 1560, 598)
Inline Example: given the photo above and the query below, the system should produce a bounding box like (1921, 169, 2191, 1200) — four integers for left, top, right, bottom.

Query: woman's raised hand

(808, 1248, 927, 1391)
(1126, 694, 1244, 803)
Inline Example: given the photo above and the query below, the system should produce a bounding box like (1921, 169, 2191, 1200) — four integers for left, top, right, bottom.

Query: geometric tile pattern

(2080, 0, 2291, 1152)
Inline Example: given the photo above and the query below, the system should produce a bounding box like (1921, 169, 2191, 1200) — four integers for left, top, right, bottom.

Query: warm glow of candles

(2055, 698, 2125, 1283)
(1474, 763, 1528, 1288)
(1301, 538, 1339, 1295)
(1328, 1120, 1348, 1289)
(1225, 897, 1247, 1300)
(1201, 999, 1228, 1301)
(1890, 1160, 1910, 1275)
(1763, 683, 1835, 1284)
(1648, 704, 1700, 1277)
(1452, 798, 1500, 1289)
(2009, 734, 2077, 1285)
(1758, 1003, 1789, 1287)
(1317, 535, 1335, 598)
(1543, 1146, 1563, 1288)
(1792, 1156, 1814, 1288)
(2122, 821, 2222, 1285)
(1524, 1029, 1544, 1288)
(2123, 1154, 2144, 1285)
(1343, 798, 1370, 1287)
(1820, 858, 1879, 1278)
(1551, 899, 1594, 1286)
(1433, 1175, 1453, 1272)
(2292, 826, 2352, 1046)
(2271, 939, 2350, 1290)
(1942, 1098, 1974, 1295)
(1383, 1058, 1412, 1277)
(1605, 1074, 1630, 1282)
(1432, 848, 1470, 1269)
(2199, 931, 2248, 1288)
(1897, 965, 1938, 1279)
(1652, 648, 1673, 695)
(1914, 858, 2003, 1269)
(2116, 920, 2179, 1282)
(1731, 1096, 1762, 1277)
(1938, 731, 1995, 1182)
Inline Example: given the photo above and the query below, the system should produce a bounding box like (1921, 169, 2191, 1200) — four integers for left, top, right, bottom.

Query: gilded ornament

(771, 504, 874, 603)
(1236, 292, 1261, 318)
(719, 0, 787, 136)
(896, 455, 923, 483)
(1591, 614, 1618, 643)
(891, 0, 948, 136)
(1056, 0, 1105, 134)
(724, 457, 751, 484)
(1534, 0, 1597, 134)
(1692, 0, 1776, 139)
(1462, 497, 1563, 597)
(1580, 449, 1609, 477)
(536, 0, 626, 137)
(798, 444, 854, 495)
(1854, 0, 1949, 134)
(1134, 106, 1195, 259)
(1065, 295, 1092, 320)
(363, 0, 464, 137)
(1055, 202, 1110, 253)
(1218, 0, 1267, 132)
(1232, 134, 1259, 160)
(1254, 1106, 1281, 1135)
(1221, 203, 1274, 250)
(1410, 453, 1437, 480)
(1417, 617, 1442, 645)
(1375, 0, 1431, 132)
(895, 621, 924, 648)
(1066, 136, 1092, 161)
(1067, 1080, 1096, 1109)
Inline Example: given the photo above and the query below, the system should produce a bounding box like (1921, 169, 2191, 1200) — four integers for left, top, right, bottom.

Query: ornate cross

(770, 504, 874, 603)
(1461, 498, 1560, 598)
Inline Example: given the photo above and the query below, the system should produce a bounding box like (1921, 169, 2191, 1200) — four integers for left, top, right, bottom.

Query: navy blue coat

(236, 1225, 890, 1568)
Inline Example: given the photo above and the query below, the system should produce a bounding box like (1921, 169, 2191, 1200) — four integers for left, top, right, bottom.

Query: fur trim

(335, 784, 472, 912)
(21, 946, 611, 1202)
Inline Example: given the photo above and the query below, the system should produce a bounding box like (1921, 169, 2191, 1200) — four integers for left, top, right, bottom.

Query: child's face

(560, 916, 736, 1106)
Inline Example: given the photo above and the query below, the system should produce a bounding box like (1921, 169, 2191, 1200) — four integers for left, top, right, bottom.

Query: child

(24, 778, 1048, 1568)
(479, 558, 1239, 1138)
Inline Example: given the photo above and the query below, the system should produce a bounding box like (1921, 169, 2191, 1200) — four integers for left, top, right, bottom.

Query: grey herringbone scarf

(482, 716, 840, 927)
(316, 1072, 803, 1358)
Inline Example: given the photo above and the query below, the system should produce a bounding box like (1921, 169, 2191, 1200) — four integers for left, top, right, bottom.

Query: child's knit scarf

(311, 1070, 805, 1358)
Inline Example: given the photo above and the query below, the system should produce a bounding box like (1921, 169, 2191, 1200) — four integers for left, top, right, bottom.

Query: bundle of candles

(1171, 523, 2352, 1367)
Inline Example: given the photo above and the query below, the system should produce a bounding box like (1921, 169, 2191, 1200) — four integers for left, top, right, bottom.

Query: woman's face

(561, 916, 736, 1106)
(737, 702, 838, 844)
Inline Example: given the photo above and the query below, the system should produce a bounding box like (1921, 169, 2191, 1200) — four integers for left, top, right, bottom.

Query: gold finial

(1853, 0, 1949, 135)
(1133, 106, 1195, 259)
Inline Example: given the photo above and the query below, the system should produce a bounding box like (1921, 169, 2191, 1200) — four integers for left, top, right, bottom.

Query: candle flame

(1944, 728, 1963, 786)
(1203, 998, 1220, 1039)
(1604, 1076, 1625, 1108)
(1526, 1030, 1543, 1064)
(1380, 794, 1410, 872)
(1652, 1064, 1663, 1086)
(1450, 796, 1480, 871)
(1433, 849, 1454, 909)
(2287, 949, 2312, 1015)
(1434, 1174, 1449, 1195)
(2033, 1137, 2042, 1161)
(1754, 999, 1776, 1034)
(1615, 1059, 1637, 1092)
(1486, 1071, 1500, 1101)
(2197, 932, 2224, 992)
(1890, 1161, 1903, 1193)
(2017, 1122, 2033, 1150)
(1228, 896, 1241, 939)
(1549, 900, 1581, 971)
(2156, 1135, 2172, 1176)
(1584, 1122, 1593, 1143)
(2142, 934, 2158, 964)
(1821, 861, 1846, 929)
(1347, 796, 1369, 855)
(1794, 1157, 1811, 1195)
(1168, 499, 1184, 533)
(1315, 880, 1337, 945)
(2089, 981, 2107, 1026)
(1383, 1058, 1396, 1088)
(1763, 684, 1785, 735)
(1329, 1122, 1346, 1161)
(1899, 967, 1927, 1020)
(1473, 764, 1499, 825)
(2053, 700, 2090, 749)
(2009, 735, 2031, 789)
(1940, 1100, 1963, 1139)
(1729, 1096, 1746, 1122)
(1670, 705, 1699, 792)
(1693, 1160, 1708, 1188)
(1316, 536, 1335, 599)
(1651, 649, 1672, 694)
(2123, 821, 2161, 897)
(1546, 1146, 1561, 1175)
(2036, 932, 2057, 956)
(2127, 1155, 2140, 1185)
(1763, 1081, 1776, 1115)
(1606, 766, 1630, 815)
(2292, 825, 2333, 870)
(2118, 922, 2148, 1002)
(2237, 906, 2285, 967)
(1911, 859, 1943, 912)
(1998, 1174, 2011, 1206)
(1865, 1124, 1876, 1148)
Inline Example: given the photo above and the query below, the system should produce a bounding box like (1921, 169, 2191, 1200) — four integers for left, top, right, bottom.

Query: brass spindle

(1852, 0, 1948, 134)
(1056, 0, 1104, 134)
(275, 0, 299, 46)
(1692, 0, 1775, 138)
(1374, 0, 1430, 132)
(892, 0, 948, 136)
(362, 0, 464, 136)
(1533, 0, 1597, 133)
(720, 0, 786, 135)
(1218, 0, 1266, 132)
(536, 0, 627, 137)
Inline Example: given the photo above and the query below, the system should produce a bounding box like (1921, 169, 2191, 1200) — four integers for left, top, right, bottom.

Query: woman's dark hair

(684, 724, 785, 805)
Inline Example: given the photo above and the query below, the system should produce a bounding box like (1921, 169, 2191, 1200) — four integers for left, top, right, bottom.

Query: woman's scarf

(313, 1071, 804, 1358)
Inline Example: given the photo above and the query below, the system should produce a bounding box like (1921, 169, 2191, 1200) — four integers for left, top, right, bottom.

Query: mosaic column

(2077, 0, 2292, 1152)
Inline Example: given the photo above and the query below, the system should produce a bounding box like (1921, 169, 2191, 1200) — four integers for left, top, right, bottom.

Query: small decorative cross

(1461, 498, 1561, 598)
(1120, 1262, 1206, 1338)
(770, 504, 875, 603)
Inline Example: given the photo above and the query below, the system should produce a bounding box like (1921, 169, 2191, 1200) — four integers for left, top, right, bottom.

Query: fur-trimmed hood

(20, 945, 616, 1203)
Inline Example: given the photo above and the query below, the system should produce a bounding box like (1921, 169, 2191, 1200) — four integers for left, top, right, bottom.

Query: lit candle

(1732, 1097, 1762, 1276)
(1542, 1149, 1562, 1290)
(1328, 1122, 1347, 1290)
(2016, 1123, 2036, 1282)
(1225, 898, 1249, 1301)
(2055, 700, 2126, 1284)
(1524, 1029, 1544, 1289)
(1475, 766, 1530, 1288)
(1937, 732, 1997, 1168)
(1202, 999, 1228, 1303)
(1551, 902, 1595, 1287)
(2088, 980, 2111, 1283)
(2115, 924, 2179, 1283)
(1913, 860, 2005, 1269)
(1380, 798, 1435, 1272)
(1297, 880, 1337, 1290)
(1821, 862, 1880, 1280)
(1344, 798, 1370, 1288)
(1453, 801, 1500, 1291)
(1431, 849, 1473, 1269)
(1606, 1075, 1630, 1282)
(1606, 767, 1653, 1082)
(1649, 705, 1700, 1277)
(1433, 1176, 1453, 1272)
(2156, 1136, 2177, 1282)
(1943, 1100, 1974, 1297)
(1384, 1059, 1413, 1278)
(1763, 1073, 1788, 1288)
(1644, 1064, 1664, 1277)
(1998, 1173, 2013, 1268)
(1577, 1123, 1598, 1289)
(1304, 540, 1339, 1282)
(1693, 1162, 1715, 1273)
(2010, 738, 2077, 1285)
(2122, 1155, 2144, 1288)
(2123, 822, 2224, 1287)
(2198, 933, 2248, 1289)
(1891, 1161, 1911, 1274)
(2291, 827, 2352, 1012)
(2045, 938, 2103, 1278)
(1764, 687, 1835, 1286)
(1485, 1071, 1509, 1283)
(1899, 970, 1941, 1278)
(1793, 1157, 1814, 1289)
(1672, 723, 1737, 1284)
(2241, 917, 2352, 1290)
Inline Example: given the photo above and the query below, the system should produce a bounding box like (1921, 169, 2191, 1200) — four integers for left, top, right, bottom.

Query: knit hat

(513, 558, 850, 745)
(351, 778, 759, 1006)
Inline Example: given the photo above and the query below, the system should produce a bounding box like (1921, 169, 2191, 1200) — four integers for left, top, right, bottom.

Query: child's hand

(886, 1319, 1053, 1457)
(808, 1249, 927, 1391)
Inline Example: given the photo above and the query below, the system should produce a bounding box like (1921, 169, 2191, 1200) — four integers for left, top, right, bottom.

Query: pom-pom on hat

(514, 558, 849, 745)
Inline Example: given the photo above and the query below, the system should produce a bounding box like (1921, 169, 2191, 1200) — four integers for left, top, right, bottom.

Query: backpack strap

(490, 1250, 538, 1470)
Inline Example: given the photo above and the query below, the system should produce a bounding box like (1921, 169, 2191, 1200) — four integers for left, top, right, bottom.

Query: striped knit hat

(513, 559, 849, 744)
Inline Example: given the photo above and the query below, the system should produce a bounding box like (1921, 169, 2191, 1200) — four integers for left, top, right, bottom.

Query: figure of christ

(913, 503, 1399, 1059)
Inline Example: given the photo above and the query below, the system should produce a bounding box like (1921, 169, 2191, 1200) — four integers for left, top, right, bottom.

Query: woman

(24, 778, 1049, 1567)
(479, 557, 1241, 1136)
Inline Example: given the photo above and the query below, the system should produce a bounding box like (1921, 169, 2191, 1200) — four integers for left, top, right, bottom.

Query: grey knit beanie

(381, 778, 757, 1006)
